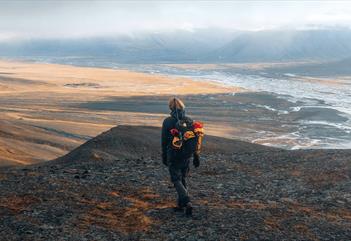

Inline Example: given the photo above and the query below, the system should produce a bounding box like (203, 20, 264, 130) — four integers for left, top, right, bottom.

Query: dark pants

(168, 158, 190, 207)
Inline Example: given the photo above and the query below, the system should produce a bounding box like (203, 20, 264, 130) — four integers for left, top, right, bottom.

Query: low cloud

(0, 1, 351, 39)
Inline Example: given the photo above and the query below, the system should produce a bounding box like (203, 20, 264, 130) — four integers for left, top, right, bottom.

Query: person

(161, 97, 201, 217)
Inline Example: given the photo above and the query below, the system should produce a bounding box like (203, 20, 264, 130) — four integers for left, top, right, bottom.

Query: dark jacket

(161, 109, 199, 165)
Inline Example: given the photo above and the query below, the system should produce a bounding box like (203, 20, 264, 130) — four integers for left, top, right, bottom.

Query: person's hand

(193, 155, 200, 168)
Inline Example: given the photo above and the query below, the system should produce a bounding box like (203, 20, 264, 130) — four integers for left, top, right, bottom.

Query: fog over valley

(2, 28, 351, 64)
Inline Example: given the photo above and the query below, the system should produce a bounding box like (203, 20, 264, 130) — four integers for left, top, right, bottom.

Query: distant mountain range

(210, 29, 351, 62)
(1, 29, 351, 63)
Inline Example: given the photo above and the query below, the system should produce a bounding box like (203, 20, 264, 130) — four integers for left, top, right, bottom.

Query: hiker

(161, 97, 204, 216)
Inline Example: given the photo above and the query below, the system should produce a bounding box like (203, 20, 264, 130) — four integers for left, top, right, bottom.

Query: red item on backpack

(193, 121, 203, 129)
(170, 128, 179, 136)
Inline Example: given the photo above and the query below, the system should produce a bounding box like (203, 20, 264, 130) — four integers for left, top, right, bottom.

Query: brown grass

(79, 188, 173, 234)
(291, 169, 301, 177)
(293, 223, 319, 241)
(0, 195, 40, 213)
(306, 169, 349, 187)
(264, 216, 282, 230)
(197, 196, 351, 235)
(82, 202, 153, 233)
(0, 173, 7, 180)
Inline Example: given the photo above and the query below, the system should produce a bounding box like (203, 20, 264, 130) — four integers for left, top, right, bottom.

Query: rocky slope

(0, 125, 350, 240)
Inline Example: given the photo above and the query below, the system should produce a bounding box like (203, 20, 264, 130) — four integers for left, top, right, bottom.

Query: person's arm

(161, 118, 170, 166)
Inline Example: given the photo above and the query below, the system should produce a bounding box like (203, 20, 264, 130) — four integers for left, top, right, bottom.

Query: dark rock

(0, 125, 350, 240)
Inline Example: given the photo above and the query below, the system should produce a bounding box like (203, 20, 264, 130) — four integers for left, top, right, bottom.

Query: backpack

(169, 117, 204, 160)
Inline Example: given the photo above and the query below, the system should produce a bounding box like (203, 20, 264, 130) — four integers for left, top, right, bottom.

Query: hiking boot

(185, 202, 193, 217)
(173, 199, 184, 212)
(173, 206, 184, 212)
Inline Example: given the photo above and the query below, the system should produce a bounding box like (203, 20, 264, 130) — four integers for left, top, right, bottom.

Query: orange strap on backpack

(193, 121, 204, 154)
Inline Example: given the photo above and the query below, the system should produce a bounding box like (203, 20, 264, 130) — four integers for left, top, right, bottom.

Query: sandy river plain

(0, 60, 242, 166)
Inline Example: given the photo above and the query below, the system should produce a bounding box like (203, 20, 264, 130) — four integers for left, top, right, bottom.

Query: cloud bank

(1, 1, 351, 39)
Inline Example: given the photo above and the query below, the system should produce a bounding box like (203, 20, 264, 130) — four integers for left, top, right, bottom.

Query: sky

(1, 1, 351, 39)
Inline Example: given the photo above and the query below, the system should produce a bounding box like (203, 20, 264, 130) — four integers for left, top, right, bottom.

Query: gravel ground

(0, 126, 350, 241)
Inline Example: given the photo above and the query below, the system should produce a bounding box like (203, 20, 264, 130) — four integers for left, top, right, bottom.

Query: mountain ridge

(0, 125, 350, 240)
(2, 29, 351, 63)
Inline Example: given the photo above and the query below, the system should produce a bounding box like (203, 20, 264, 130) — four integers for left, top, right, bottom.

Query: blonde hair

(168, 97, 185, 110)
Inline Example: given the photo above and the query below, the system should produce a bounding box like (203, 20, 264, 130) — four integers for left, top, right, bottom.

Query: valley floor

(2, 60, 350, 166)
(0, 60, 239, 165)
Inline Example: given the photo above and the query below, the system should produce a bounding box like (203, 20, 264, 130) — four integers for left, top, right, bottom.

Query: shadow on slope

(53, 125, 277, 165)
